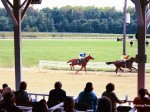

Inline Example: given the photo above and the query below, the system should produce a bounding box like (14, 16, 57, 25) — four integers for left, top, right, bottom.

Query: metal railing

(28, 93, 64, 112)
(28, 93, 135, 112)
(28, 93, 49, 101)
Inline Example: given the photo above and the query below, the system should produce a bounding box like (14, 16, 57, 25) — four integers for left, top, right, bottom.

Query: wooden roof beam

(134, 0, 144, 26)
(1, 0, 18, 26)
(21, 0, 32, 20)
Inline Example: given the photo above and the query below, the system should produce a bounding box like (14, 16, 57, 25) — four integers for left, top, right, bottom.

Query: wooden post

(13, 0, 22, 90)
(1, 0, 41, 90)
(135, 0, 147, 93)
(1, 0, 33, 90)
(123, 0, 127, 55)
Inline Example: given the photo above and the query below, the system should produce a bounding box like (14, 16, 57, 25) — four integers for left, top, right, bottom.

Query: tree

(61, 19, 70, 32)
(0, 17, 11, 31)
(23, 25, 30, 31)
(47, 17, 55, 32)
(0, 6, 138, 33)
(36, 13, 47, 32)
(91, 19, 101, 33)
(81, 20, 94, 32)
(70, 20, 82, 32)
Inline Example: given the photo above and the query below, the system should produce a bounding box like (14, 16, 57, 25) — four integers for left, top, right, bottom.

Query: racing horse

(67, 54, 94, 74)
(106, 57, 138, 74)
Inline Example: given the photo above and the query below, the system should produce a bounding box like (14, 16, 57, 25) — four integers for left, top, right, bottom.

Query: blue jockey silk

(79, 53, 86, 57)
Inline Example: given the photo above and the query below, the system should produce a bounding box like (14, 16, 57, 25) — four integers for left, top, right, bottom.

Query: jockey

(78, 52, 86, 64)
(121, 54, 131, 66)
(121, 54, 131, 61)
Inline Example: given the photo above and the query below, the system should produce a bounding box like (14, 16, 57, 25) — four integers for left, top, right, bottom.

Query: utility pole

(123, 0, 127, 55)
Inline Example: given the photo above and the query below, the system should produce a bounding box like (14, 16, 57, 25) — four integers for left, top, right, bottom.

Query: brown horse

(67, 54, 94, 74)
(106, 57, 138, 74)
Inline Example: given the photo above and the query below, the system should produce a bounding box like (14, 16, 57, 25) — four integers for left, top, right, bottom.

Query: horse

(67, 54, 94, 74)
(106, 57, 138, 74)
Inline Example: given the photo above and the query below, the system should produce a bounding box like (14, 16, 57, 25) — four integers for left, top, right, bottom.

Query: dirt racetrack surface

(0, 67, 150, 100)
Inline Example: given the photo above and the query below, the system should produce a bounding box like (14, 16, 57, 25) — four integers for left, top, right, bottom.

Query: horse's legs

(119, 68, 124, 72)
(115, 68, 119, 74)
(70, 65, 72, 70)
(73, 66, 75, 70)
(70, 65, 76, 70)
(84, 67, 87, 74)
(131, 67, 138, 71)
(128, 68, 132, 72)
(127, 67, 138, 72)
(76, 66, 83, 74)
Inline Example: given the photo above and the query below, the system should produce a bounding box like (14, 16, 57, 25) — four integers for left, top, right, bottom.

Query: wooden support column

(123, 0, 127, 55)
(13, 0, 22, 90)
(1, 0, 33, 90)
(135, 0, 147, 93)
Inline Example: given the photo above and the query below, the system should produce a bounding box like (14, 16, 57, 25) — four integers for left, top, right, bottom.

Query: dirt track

(0, 67, 150, 100)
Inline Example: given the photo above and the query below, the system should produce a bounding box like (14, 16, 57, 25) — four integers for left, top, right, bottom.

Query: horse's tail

(106, 62, 114, 65)
(67, 60, 72, 64)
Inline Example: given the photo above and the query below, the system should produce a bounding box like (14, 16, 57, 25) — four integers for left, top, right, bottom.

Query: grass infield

(0, 39, 149, 68)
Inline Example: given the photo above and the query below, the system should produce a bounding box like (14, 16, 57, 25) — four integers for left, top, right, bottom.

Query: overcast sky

(0, 0, 135, 11)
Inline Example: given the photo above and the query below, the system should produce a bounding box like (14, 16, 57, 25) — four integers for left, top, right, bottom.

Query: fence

(0, 36, 117, 39)
(39, 60, 150, 70)
(28, 93, 134, 112)
(39, 60, 115, 69)
(28, 93, 49, 101)
(28, 93, 75, 112)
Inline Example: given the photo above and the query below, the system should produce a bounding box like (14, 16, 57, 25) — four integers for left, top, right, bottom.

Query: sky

(0, 0, 135, 11)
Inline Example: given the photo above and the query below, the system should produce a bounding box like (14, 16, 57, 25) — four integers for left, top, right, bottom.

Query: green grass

(0, 39, 149, 67)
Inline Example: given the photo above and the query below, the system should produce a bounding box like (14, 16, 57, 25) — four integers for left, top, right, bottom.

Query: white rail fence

(39, 60, 150, 70)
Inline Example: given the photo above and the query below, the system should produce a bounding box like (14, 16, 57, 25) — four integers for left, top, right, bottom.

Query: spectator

(0, 93, 3, 101)
(32, 100, 48, 112)
(2, 87, 11, 97)
(48, 81, 66, 102)
(40, 99, 48, 109)
(0, 92, 23, 112)
(77, 82, 98, 112)
(2, 84, 8, 90)
(0, 84, 10, 102)
(40, 99, 47, 105)
(14, 81, 30, 105)
(0, 109, 7, 112)
(133, 88, 150, 112)
(64, 96, 78, 112)
(98, 96, 112, 112)
(0, 84, 8, 93)
(102, 83, 126, 112)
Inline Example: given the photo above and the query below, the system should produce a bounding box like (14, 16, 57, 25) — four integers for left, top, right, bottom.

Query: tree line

(0, 5, 146, 34)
